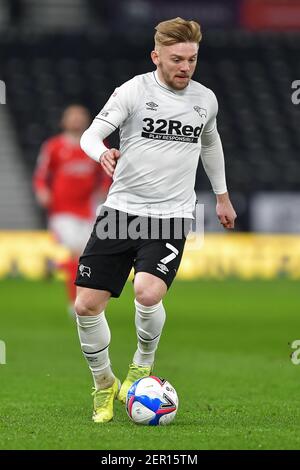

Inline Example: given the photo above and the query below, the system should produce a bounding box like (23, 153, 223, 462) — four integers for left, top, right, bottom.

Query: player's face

(152, 42, 198, 90)
(61, 106, 90, 134)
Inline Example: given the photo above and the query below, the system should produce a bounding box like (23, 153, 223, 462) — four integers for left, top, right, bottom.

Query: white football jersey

(96, 71, 219, 218)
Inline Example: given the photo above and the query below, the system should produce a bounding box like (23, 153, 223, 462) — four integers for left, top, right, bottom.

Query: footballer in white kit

(74, 17, 237, 423)
(81, 69, 224, 219)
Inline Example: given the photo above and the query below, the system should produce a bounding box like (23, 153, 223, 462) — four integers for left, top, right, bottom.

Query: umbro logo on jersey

(79, 264, 91, 277)
(100, 110, 109, 117)
(156, 263, 169, 275)
(194, 106, 207, 118)
(146, 102, 158, 111)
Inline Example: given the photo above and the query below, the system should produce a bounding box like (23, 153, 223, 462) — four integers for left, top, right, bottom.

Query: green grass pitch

(1, 278, 300, 450)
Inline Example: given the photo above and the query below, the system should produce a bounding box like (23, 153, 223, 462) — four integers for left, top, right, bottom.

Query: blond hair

(154, 17, 202, 48)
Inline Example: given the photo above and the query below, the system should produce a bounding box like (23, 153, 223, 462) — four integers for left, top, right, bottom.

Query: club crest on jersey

(146, 101, 158, 111)
(194, 106, 207, 118)
(79, 264, 91, 277)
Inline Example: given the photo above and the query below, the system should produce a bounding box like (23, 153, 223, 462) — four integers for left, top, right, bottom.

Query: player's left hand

(216, 193, 237, 230)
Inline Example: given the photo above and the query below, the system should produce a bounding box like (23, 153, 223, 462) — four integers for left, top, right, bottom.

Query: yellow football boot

(118, 363, 153, 404)
(92, 377, 121, 423)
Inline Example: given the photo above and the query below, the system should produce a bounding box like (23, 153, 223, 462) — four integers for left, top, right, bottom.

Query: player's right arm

(80, 119, 120, 177)
(33, 140, 54, 208)
(80, 78, 138, 177)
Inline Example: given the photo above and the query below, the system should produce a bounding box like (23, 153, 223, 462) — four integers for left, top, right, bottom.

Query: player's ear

(151, 49, 159, 66)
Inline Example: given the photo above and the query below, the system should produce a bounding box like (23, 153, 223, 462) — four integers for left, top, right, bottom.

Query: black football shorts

(75, 206, 191, 297)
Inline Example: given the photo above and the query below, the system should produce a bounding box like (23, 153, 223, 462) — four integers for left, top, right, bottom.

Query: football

(126, 376, 178, 426)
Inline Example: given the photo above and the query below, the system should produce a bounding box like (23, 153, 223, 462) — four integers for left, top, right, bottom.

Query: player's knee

(135, 289, 162, 307)
(74, 297, 99, 316)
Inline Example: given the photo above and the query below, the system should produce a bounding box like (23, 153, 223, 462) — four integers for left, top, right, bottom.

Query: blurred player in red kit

(33, 105, 111, 313)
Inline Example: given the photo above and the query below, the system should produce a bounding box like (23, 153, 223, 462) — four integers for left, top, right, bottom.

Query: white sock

(133, 299, 166, 367)
(76, 312, 115, 390)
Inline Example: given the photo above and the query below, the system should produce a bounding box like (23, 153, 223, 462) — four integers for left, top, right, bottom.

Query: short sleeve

(94, 77, 139, 130)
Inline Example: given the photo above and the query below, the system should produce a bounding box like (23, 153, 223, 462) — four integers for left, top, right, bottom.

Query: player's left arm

(200, 91, 237, 230)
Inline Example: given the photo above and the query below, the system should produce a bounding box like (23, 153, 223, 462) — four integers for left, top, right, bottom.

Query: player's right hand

(36, 188, 51, 208)
(99, 148, 120, 177)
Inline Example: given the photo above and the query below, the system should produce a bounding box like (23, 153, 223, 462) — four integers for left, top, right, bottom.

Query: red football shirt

(33, 134, 111, 218)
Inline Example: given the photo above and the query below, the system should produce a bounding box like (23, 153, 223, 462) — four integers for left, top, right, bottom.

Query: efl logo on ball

(126, 376, 178, 426)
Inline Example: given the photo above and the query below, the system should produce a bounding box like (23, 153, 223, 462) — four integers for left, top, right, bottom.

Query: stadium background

(1, 0, 300, 450)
